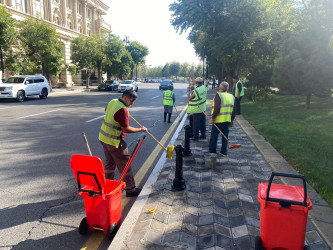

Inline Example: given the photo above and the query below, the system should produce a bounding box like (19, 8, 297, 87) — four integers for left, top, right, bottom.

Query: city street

(0, 81, 189, 249)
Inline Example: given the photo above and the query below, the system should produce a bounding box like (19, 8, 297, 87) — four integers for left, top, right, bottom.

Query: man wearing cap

(187, 73, 207, 140)
(163, 85, 175, 123)
(209, 81, 236, 156)
(98, 89, 147, 197)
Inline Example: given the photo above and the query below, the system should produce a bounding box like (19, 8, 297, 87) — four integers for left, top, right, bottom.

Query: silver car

(118, 80, 138, 92)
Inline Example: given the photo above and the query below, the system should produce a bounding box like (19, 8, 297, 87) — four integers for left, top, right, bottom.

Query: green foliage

(127, 41, 148, 78)
(245, 86, 269, 102)
(273, 28, 333, 106)
(18, 18, 64, 77)
(0, 6, 16, 50)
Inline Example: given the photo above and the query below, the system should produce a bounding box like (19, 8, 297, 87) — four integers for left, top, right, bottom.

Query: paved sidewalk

(50, 84, 96, 93)
(109, 89, 332, 250)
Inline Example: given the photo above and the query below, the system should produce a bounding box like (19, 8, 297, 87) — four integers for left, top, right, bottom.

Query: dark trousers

(209, 122, 230, 154)
(192, 113, 206, 139)
(100, 140, 136, 192)
(235, 96, 242, 115)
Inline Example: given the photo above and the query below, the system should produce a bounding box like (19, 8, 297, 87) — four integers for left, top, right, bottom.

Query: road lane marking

(151, 95, 160, 99)
(86, 115, 104, 123)
(15, 109, 62, 119)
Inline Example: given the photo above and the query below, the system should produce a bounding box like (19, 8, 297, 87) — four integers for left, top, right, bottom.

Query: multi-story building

(0, 0, 111, 85)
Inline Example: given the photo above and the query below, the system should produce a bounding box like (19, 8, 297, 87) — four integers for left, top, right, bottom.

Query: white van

(0, 75, 51, 102)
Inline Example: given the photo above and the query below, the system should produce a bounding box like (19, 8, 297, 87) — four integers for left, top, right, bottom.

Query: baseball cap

(195, 77, 203, 83)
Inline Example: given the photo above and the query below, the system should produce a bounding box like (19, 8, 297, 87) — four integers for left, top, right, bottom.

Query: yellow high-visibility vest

(98, 99, 127, 148)
(187, 85, 207, 114)
(212, 92, 235, 123)
(163, 90, 174, 106)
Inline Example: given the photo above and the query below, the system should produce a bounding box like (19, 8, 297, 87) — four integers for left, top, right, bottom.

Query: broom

(130, 115, 174, 159)
(198, 107, 241, 149)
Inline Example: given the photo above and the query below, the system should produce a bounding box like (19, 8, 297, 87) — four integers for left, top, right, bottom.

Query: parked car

(98, 80, 119, 91)
(0, 75, 51, 102)
(118, 80, 138, 92)
(159, 79, 173, 90)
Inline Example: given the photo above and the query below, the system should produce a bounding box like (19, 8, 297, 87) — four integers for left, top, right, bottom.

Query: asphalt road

(0, 82, 189, 249)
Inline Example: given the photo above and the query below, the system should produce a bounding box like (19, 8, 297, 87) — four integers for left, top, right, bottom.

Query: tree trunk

(306, 94, 311, 109)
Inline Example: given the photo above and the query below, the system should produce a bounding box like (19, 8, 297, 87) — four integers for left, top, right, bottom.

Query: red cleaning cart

(70, 136, 145, 239)
(256, 172, 312, 250)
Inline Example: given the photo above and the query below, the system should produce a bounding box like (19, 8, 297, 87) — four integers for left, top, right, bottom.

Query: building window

(77, 2, 82, 14)
(32, 0, 44, 18)
(87, 8, 91, 19)
(14, 0, 25, 12)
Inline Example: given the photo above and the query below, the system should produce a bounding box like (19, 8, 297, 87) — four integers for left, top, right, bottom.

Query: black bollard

(172, 145, 186, 191)
(183, 125, 192, 156)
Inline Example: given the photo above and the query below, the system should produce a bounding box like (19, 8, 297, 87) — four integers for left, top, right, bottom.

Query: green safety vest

(187, 85, 207, 114)
(212, 92, 235, 123)
(163, 90, 174, 106)
(98, 99, 127, 148)
(235, 80, 244, 97)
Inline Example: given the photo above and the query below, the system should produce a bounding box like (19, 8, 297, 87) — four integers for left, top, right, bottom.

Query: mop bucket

(70, 154, 125, 237)
(256, 172, 312, 250)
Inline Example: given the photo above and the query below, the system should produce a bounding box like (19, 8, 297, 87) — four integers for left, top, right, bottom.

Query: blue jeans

(209, 122, 230, 154)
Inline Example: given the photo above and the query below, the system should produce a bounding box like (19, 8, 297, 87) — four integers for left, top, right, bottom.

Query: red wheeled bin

(70, 154, 125, 239)
(256, 172, 312, 250)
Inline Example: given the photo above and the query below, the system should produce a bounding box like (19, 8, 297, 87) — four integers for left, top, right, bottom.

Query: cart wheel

(304, 245, 310, 250)
(79, 217, 89, 235)
(255, 236, 264, 250)
(108, 223, 119, 240)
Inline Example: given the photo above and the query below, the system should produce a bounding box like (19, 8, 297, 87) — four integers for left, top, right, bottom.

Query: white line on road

(0, 106, 16, 110)
(15, 109, 63, 119)
(86, 115, 104, 123)
(152, 95, 160, 99)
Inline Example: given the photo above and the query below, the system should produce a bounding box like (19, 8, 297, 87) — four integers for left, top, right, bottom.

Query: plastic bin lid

(259, 183, 310, 204)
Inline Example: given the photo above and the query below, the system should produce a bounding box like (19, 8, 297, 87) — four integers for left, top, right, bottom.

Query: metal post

(172, 145, 186, 191)
(183, 125, 192, 156)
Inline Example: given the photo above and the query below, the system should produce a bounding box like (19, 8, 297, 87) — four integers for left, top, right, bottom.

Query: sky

(104, 0, 201, 67)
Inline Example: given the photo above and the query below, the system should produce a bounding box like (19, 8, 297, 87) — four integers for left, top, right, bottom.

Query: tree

(0, 6, 16, 78)
(103, 34, 127, 79)
(109, 50, 133, 80)
(18, 18, 64, 79)
(169, 62, 181, 80)
(273, 28, 333, 109)
(127, 41, 148, 79)
(71, 35, 105, 87)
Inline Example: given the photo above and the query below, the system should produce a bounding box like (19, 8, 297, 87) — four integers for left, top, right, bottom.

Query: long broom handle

(116, 136, 146, 187)
(198, 106, 233, 145)
(129, 115, 168, 152)
(82, 132, 92, 156)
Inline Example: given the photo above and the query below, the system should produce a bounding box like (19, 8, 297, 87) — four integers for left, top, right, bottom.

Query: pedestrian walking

(232, 75, 244, 115)
(98, 89, 147, 197)
(187, 73, 207, 140)
(163, 85, 175, 123)
(209, 81, 236, 156)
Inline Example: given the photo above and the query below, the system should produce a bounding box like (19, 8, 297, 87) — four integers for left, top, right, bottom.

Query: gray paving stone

(162, 231, 181, 246)
(247, 225, 260, 237)
(215, 223, 231, 238)
(179, 232, 197, 250)
(229, 215, 246, 227)
(187, 198, 201, 207)
(308, 242, 331, 250)
(216, 234, 234, 249)
(198, 224, 215, 236)
(154, 210, 169, 224)
(231, 225, 248, 238)
(234, 235, 252, 249)
(200, 205, 214, 215)
(199, 214, 214, 226)
(185, 205, 199, 215)
(198, 234, 216, 249)
(306, 230, 323, 244)
(245, 216, 260, 228)
(215, 214, 230, 227)
(228, 207, 244, 217)
(201, 199, 214, 207)
(214, 206, 228, 217)
(150, 219, 166, 233)
(145, 228, 163, 245)
(183, 212, 198, 225)
(182, 222, 198, 237)
(157, 201, 172, 214)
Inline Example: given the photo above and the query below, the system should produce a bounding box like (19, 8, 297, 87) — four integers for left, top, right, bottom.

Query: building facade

(0, 0, 111, 85)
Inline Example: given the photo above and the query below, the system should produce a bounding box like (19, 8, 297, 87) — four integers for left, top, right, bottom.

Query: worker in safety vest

(209, 81, 236, 156)
(187, 73, 207, 141)
(163, 85, 175, 123)
(232, 75, 244, 115)
(98, 89, 147, 197)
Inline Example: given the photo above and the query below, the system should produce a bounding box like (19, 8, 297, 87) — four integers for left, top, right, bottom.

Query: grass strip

(242, 94, 333, 207)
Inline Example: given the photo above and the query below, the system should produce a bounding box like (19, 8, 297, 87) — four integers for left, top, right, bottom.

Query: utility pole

(0, 45, 4, 82)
